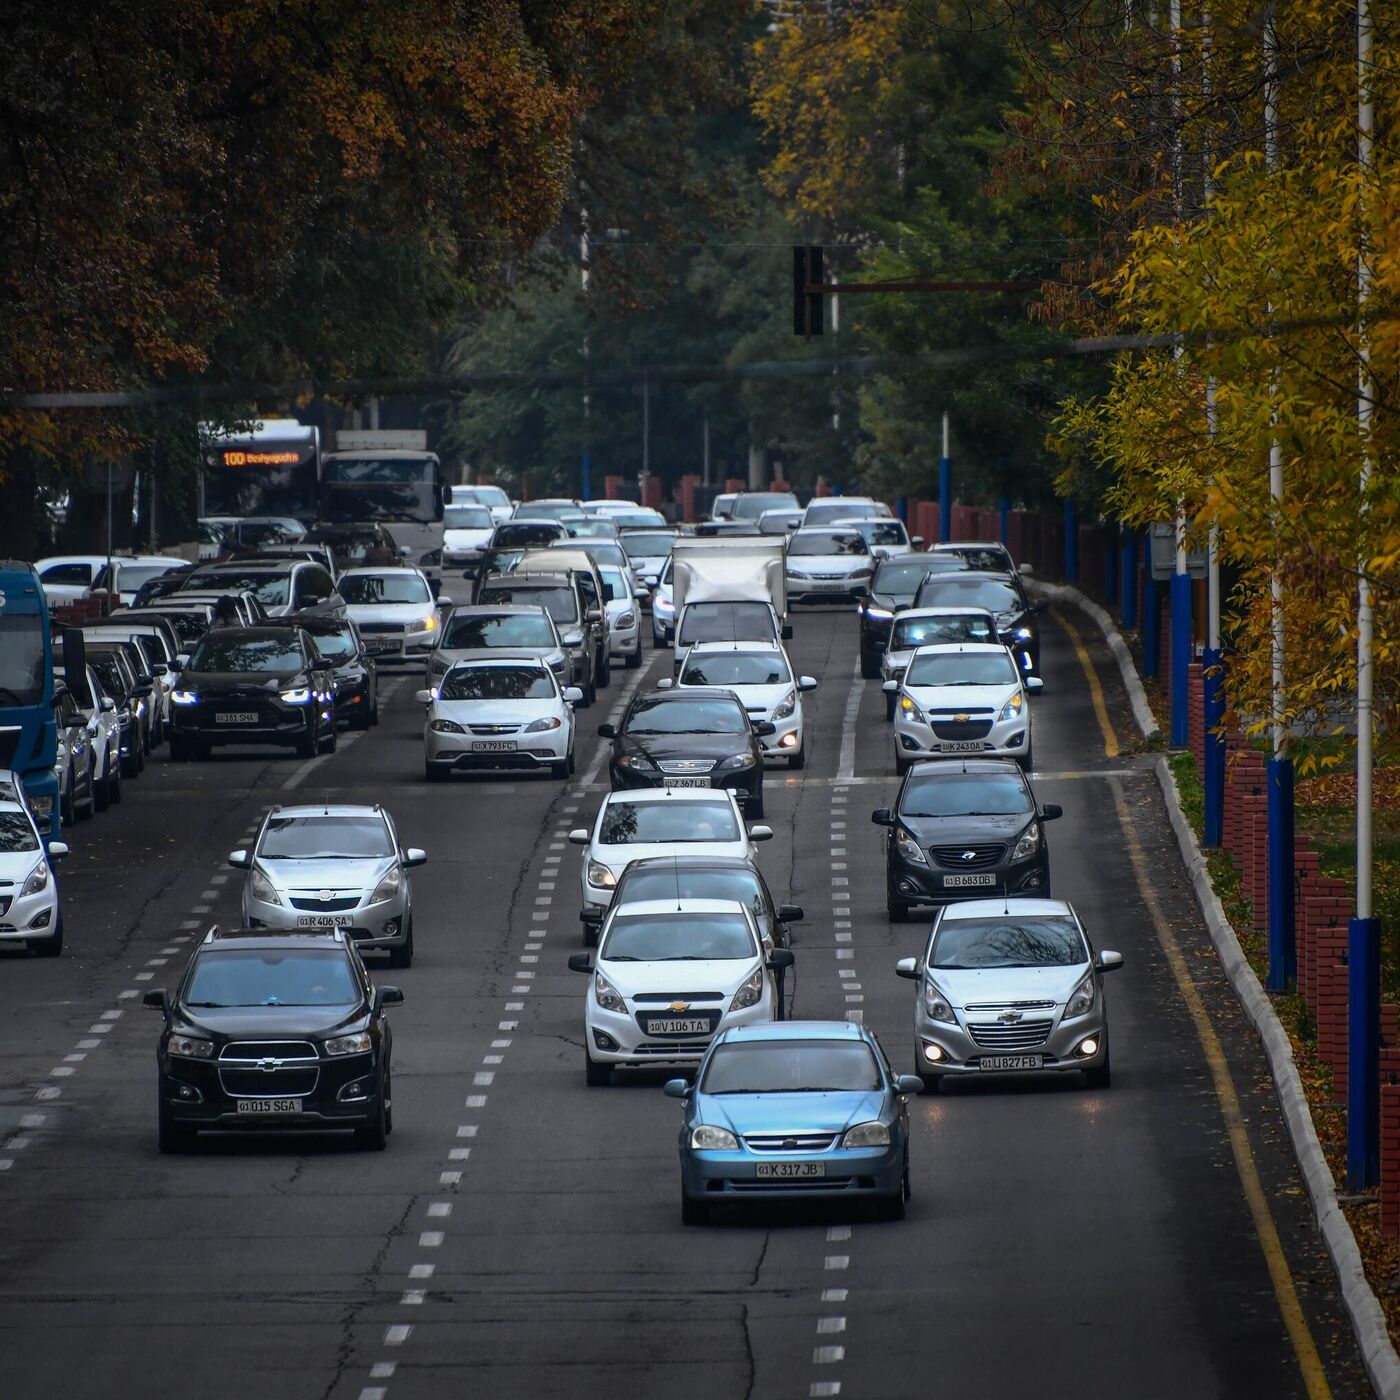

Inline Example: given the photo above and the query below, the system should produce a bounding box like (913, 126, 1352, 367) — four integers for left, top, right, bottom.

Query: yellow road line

(1052, 608, 1119, 758)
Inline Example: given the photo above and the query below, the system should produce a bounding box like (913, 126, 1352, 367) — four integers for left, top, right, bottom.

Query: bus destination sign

(222, 450, 302, 467)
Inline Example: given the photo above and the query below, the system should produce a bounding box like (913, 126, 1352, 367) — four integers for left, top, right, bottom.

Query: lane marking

(836, 654, 862, 780)
(1054, 608, 1119, 759)
(575, 661, 656, 788)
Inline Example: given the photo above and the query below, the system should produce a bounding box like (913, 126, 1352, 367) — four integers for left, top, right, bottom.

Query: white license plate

(942, 873, 995, 888)
(296, 914, 352, 927)
(216, 711, 258, 724)
(236, 1098, 302, 1115)
(937, 740, 985, 752)
(645, 1017, 711, 1035)
(473, 739, 517, 751)
(364, 639, 399, 654)
(663, 777, 709, 789)
(980, 1055, 1042, 1072)
(755, 1161, 826, 1179)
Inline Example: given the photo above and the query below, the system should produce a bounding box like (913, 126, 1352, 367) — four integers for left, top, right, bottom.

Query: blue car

(664, 1020, 923, 1225)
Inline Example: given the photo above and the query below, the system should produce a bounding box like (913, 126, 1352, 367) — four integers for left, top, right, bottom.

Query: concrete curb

(1046, 578, 1400, 1399)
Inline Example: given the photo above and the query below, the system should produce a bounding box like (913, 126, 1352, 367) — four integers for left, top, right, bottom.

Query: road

(0, 606, 1373, 1400)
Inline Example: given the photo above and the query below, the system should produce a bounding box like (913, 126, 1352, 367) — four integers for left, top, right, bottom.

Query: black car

(872, 759, 1061, 922)
(142, 927, 402, 1152)
(168, 626, 337, 760)
(266, 614, 379, 729)
(857, 555, 968, 677)
(911, 570, 1045, 677)
(600, 688, 772, 817)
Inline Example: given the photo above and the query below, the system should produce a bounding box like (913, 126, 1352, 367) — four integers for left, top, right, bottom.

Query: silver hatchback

(230, 805, 426, 968)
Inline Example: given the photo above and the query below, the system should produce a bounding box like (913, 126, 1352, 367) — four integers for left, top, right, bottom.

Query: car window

(701, 1040, 882, 1094)
(340, 574, 430, 605)
(189, 636, 304, 673)
(601, 911, 756, 962)
(444, 504, 494, 529)
(41, 562, 94, 585)
(849, 521, 907, 546)
(900, 772, 1034, 818)
(0, 809, 39, 852)
(930, 915, 1086, 969)
(301, 627, 356, 660)
(937, 545, 1015, 573)
(625, 695, 747, 735)
(871, 559, 938, 595)
(479, 586, 578, 625)
(259, 814, 394, 859)
(439, 666, 554, 701)
(621, 867, 764, 914)
(680, 652, 789, 687)
(916, 577, 1023, 613)
(730, 492, 799, 521)
(88, 655, 128, 699)
(600, 800, 740, 845)
(891, 614, 995, 648)
(184, 949, 360, 1007)
(788, 531, 869, 557)
(191, 571, 289, 607)
(443, 613, 555, 649)
(620, 532, 677, 559)
(677, 602, 775, 646)
(905, 651, 1017, 687)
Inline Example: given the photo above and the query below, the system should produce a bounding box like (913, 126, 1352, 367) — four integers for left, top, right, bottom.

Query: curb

(1046, 579, 1400, 1400)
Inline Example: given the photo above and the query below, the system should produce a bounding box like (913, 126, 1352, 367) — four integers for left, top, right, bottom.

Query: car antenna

(674, 853, 683, 912)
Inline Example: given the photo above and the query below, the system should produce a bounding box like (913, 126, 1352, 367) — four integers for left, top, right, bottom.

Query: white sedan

(418, 658, 581, 780)
(441, 502, 497, 568)
(785, 528, 875, 602)
(570, 788, 772, 933)
(567, 898, 790, 1085)
(659, 641, 816, 768)
(0, 777, 67, 956)
(340, 567, 447, 664)
(833, 516, 922, 558)
(599, 564, 643, 668)
(885, 643, 1041, 773)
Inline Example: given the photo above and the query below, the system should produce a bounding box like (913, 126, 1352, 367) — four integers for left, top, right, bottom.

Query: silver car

(230, 805, 426, 968)
(895, 897, 1121, 1090)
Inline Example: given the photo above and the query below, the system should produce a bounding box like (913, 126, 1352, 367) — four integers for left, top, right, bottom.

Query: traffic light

(792, 244, 824, 337)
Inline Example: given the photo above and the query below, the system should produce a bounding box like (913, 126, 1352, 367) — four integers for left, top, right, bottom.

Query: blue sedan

(664, 1020, 923, 1225)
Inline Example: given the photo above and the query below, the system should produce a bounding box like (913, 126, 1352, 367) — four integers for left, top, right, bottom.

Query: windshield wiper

(183, 1000, 228, 1008)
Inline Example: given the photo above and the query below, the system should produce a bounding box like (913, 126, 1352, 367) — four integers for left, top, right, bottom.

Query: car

(784, 527, 875, 602)
(894, 897, 1121, 1090)
(551, 537, 632, 577)
(801, 496, 891, 529)
(168, 625, 337, 760)
(664, 1021, 922, 1224)
(80, 616, 183, 741)
(52, 685, 96, 826)
(201, 515, 307, 547)
(512, 498, 580, 522)
(727, 490, 801, 524)
(452, 483, 514, 524)
(930, 540, 1026, 576)
(581, 497, 640, 514)
(710, 492, 740, 520)
(178, 559, 343, 620)
(303, 523, 404, 572)
(338, 566, 444, 664)
(856, 554, 969, 678)
(482, 520, 570, 556)
(604, 508, 668, 529)
(441, 501, 498, 568)
(872, 759, 1061, 921)
(598, 563, 643, 668)
(78, 646, 144, 778)
(265, 614, 379, 729)
(142, 927, 403, 1151)
(671, 600, 789, 664)
(71, 665, 123, 812)
(567, 517, 623, 540)
(600, 687, 771, 816)
(475, 570, 602, 705)
(237, 542, 340, 576)
(0, 776, 68, 955)
(229, 804, 424, 967)
(417, 656, 581, 781)
(833, 515, 922, 558)
(911, 571, 1044, 677)
(90, 556, 193, 607)
(569, 788, 773, 928)
(155, 588, 266, 625)
(567, 897, 791, 1086)
(511, 549, 612, 686)
(33, 555, 114, 604)
(660, 641, 816, 768)
(886, 643, 1041, 772)
(879, 607, 999, 717)
(757, 508, 804, 536)
(114, 603, 216, 652)
(427, 604, 569, 685)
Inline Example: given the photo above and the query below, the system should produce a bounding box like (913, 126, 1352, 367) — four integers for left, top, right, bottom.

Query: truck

(666, 537, 791, 664)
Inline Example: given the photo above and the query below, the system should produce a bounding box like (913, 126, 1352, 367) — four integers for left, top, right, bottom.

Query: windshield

(303, 627, 356, 660)
(100, 562, 185, 594)
(600, 568, 631, 602)
(189, 635, 303, 674)
(184, 949, 359, 1007)
(602, 911, 756, 962)
(600, 800, 740, 845)
(515, 501, 575, 521)
(938, 545, 1014, 573)
(849, 521, 907, 546)
(439, 666, 553, 700)
(626, 695, 747, 735)
(444, 505, 494, 530)
(88, 654, 129, 698)
(621, 532, 677, 560)
(0, 613, 49, 706)
(610, 511, 665, 528)
(678, 602, 776, 646)
(340, 574, 432, 606)
(931, 915, 1086, 969)
(322, 458, 440, 525)
(789, 531, 869, 557)
(187, 571, 289, 607)
(259, 814, 393, 859)
(871, 560, 937, 596)
(702, 1040, 882, 1094)
(891, 614, 995, 649)
(443, 613, 554, 649)
(806, 500, 877, 525)
(900, 772, 1034, 818)
(620, 866, 763, 914)
(905, 651, 1017, 687)
(731, 492, 799, 521)
(458, 485, 510, 509)
(136, 611, 208, 644)
(479, 586, 577, 625)
(494, 523, 564, 547)
(681, 652, 789, 687)
(0, 810, 39, 852)
(917, 577, 1022, 614)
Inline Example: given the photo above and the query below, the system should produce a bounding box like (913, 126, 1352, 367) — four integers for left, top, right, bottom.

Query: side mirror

(748, 825, 773, 842)
(567, 953, 594, 974)
(767, 948, 795, 970)
(781, 623, 794, 640)
(397, 545, 413, 559)
(778, 904, 804, 922)
(797, 676, 817, 691)
(47, 841, 69, 861)
(376, 985, 405, 1009)
(227, 849, 252, 869)
(895, 1074, 925, 1095)
(401, 848, 428, 868)
(634, 586, 650, 600)
(100, 696, 117, 712)
(175, 654, 191, 669)
(1095, 950, 1124, 973)
(654, 678, 674, 690)
(1025, 675, 1045, 693)
(911, 536, 925, 548)
(414, 689, 435, 704)
(586, 608, 604, 623)
(1040, 803, 1063, 821)
(596, 723, 617, 739)
(871, 808, 894, 826)
(152, 663, 169, 677)
(436, 594, 454, 609)
(881, 680, 899, 694)
(754, 721, 776, 737)
(562, 686, 584, 705)
(1019, 562, 1035, 576)
(662, 1078, 692, 1100)
(142, 988, 169, 1012)
(568, 828, 590, 845)
(895, 957, 922, 980)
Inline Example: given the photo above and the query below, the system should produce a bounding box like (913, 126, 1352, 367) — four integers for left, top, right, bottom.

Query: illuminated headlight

(923, 980, 956, 1023)
(772, 689, 797, 720)
(1011, 824, 1041, 861)
(523, 715, 562, 733)
(895, 827, 927, 865)
(324, 1031, 373, 1056)
(842, 1120, 890, 1148)
(420, 613, 437, 633)
(728, 967, 765, 1011)
(593, 971, 626, 1012)
(168, 1034, 214, 1059)
(279, 687, 312, 704)
(1013, 627, 1033, 641)
(1063, 974, 1096, 1021)
(250, 865, 282, 905)
(615, 754, 655, 772)
(716, 753, 757, 771)
(864, 605, 894, 620)
(586, 860, 616, 889)
(998, 692, 1024, 722)
(170, 690, 199, 705)
(690, 1124, 739, 1150)
(370, 866, 402, 903)
(429, 718, 465, 734)
(21, 861, 50, 897)
(898, 693, 926, 724)
(787, 569, 811, 580)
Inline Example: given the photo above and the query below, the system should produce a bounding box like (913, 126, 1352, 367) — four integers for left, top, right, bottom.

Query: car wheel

(860, 649, 881, 680)
(387, 917, 414, 969)
(597, 652, 611, 688)
(894, 751, 912, 775)
(158, 1095, 195, 1154)
(425, 763, 449, 783)
(747, 786, 765, 820)
(584, 1051, 612, 1087)
(567, 747, 577, 776)
(354, 1082, 389, 1150)
(788, 742, 805, 771)
(369, 696, 381, 726)
(384, 1063, 393, 1135)
(295, 725, 317, 759)
(135, 739, 146, 772)
(1017, 750, 1033, 770)
(29, 918, 62, 957)
(191, 741, 210, 762)
(625, 646, 642, 669)
(94, 763, 110, 812)
(352, 706, 373, 731)
(1084, 1048, 1111, 1090)
(108, 764, 122, 805)
(680, 1190, 709, 1227)
(884, 692, 896, 722)
(319, 723, 337, 755)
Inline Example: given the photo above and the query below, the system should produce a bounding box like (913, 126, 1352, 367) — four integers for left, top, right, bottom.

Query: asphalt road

(0, 605, 1375, 1399)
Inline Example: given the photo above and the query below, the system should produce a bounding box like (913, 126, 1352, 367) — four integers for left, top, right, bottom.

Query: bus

(199, 418, 321, 522)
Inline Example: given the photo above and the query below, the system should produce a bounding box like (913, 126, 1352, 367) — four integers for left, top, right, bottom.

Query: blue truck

(0, 561, 62, 842)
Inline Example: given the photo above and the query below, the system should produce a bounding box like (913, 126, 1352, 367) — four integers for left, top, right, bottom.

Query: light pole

(938, 411, 951, 543)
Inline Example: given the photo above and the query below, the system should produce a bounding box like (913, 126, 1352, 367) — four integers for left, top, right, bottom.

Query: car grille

(931, 719, 994, 740)
(469, 723, 521, 735)
(810, 572, 848, 581)
(657, 759, 714, 775)
(217, 1040, 319, 1097)
(929, 844, 1005, 869)
(743, 1132, 838, 1153)
(289, 895, 360, 912)
(964, 1000, 1056, 1013)
(967, 1020, 1053, 1050)
(633, 992, 724, 1003)
(358, 622, 407, 636)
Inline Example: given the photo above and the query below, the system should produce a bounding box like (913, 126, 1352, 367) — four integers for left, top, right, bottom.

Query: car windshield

(600, 800, 740, 845)
(847, 521, 907, 546)
(303, 627, 357, 660)
(602, 911, 756, 962)
(443, 613, 554, 649)
(905, 651, 1017, 687)
(0, 613, 48, 706)
(515, 502, 575, 521)
(493, 523, 563, 547)
(0, 810, 39, 852)
(189, 571, 289, 606)
(891, 614, 995, 649)
(621, 532, 676, 560)
(900, 772, 1034, 818)
(104, 562, 186, 593)
(573, 543, 627, 570)
(141, 611, 208, 644)
(259, 814, 393, 859)
(626, 696, 747, 735)
(184, 949, 359, 1007)
(444, 504, 494, 530)
(677, 602, 775, 646)
(88, 655, 128, 698)
(610, 511, 666, 528)
(871, 560, 937, 595)
(931, 915, 1086, 969)
(458, 486, 510, 509)
(731, 492, 799, 521)
(619, 867, 763, 913)
(439, 666, 553, 700)
(917, 578, 1022, 613)
(189, 636, 303, 673)
(702, 1040, 882, 1094)
(681, 652, 789, 687)
(938, 546, 1014, 573)
(341, 574, 431, 605)
(480, 586, 577, 624)
(789, 531, 869, 557)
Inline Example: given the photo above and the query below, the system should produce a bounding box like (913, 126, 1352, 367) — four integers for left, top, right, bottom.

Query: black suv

(144, 928, 402, 1152)
(911, 571, 1044, 677)
(857, 555, 966, 677)
(266, 614, 379, 729)
(872, 759, 1061, 922)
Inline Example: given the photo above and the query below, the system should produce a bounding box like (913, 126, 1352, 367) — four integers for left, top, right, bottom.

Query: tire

(680, 1191, 709, 1227)
(158, 1097, 195, 1154)
(30, 919, 62, 957)
(788, 742, 805, 771)
(567, 747, 576, 776)
(884, 692, 896, 722)
(384, 1063, 394, 1135)
(877, 1151, 910, 1219)
(108, 763, 122, 805)
(425, 763, 449, 783)
(917, 1070, 942, 1093)
(167, 735, 186, 763)
(1017, 750, 1033, 771)
(191, 741, 210, 762)
(860, 649, 881, 681)
(584, 677, 598, 708)
(387, 916, 414, 969)
(551, 756, 570, 779)
(94, 762, 110, 812)
(295, 725, 317, 759)
(78, 765, 96, 819)
(1084, 1048, 1112, 1089)
(887, 887, 912, 923)
(135, 740, 145, 773)
(584, 1051, 612, 1086)
(597, 652, 611, 688)
(747, 786, 765, 820)
(369, 696, 381, 727)
(625, 646, 642, 669)
(894, 751, 912, 776)
(60, 779, 73, 828)
(354, 1080, 389, 1150)
(352, 706, 373, 731)
(320, 724, 337, 755)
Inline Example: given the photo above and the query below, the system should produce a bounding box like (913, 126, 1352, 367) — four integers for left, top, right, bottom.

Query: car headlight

(593, 970, 626, 1012)
(1013, 626, 1033, 641)
(616, 610, 638, 628)
(370, 866, 402, 903)
(523, 715, 562, 732)
(324, 1031, 373, 1056)
(716, 753, 757, 771)
(998, 692, 1024, 722)
(429, 718, 466, 734)
(168, 1034, 214, 1059)
(587, 860, 616, 889)
(895, 826, 927, 865)
(842, 1120, 890, 1148)
(1064, 974, 1096, 1021)
(170, 690, 199, 705)
(21, 860, 50, 897)
(898, 693, 926, 724)
(1011, 823, 1041, 861)
(728, 967, 765, 1011)
(864, 604, 894, 620)
(690, 1124, 739, 1150)
(787, 568, 811, 579)
(615, 753, 655, 772)
(562, 630, 584, 646)
(772, 689, 797, 720)
(924, 980, 956, 1024)
(250, 865, 282, 906)
(279, 687, 312, 704)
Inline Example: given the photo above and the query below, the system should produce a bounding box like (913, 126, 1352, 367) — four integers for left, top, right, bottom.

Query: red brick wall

(604, 475, 627, 501)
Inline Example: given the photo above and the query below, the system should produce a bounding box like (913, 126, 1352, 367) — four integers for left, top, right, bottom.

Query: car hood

(601, 956, 758, 997)
(258, 855, 395, 892)
(680, 680, 790, 715)
(931, 963, 1088, 1010)
(904, 681, 1018, 710)
(346, 602, 433, 626)
(871, 586, 919, 609)
(628, 554, 667, 574)
(0, 849, 46, 881)
(434, 645, 562, 666)
(444, 528, 494, 551)
(184, 669, 308, 691)
(434, 699, 561, 726)
(619, 732, 751, 764)
(899, 811, 1033, 844)
(593, 837, 752, 873)
(180, 1003, 364, 1039)
(702, 1090, 887, 1137)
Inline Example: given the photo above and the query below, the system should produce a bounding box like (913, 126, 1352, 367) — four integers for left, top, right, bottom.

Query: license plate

(663, 777, 709, 789)
(216, 711, 258, 724)
(296, 914, 352, 927)
(942, 873, 995, 888)
(755, 1162, 826, 1179)
(473, 739, 517, 751)
(644, 1016, 711, 1035)
(364, 639, 398, 654)
(937, 740, 985, 752)
(980, 1055, 1042, 1071)
(236, 1098, 302, 1115)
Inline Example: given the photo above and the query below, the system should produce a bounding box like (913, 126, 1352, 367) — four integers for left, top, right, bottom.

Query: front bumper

(758, 712, 802, 761)
(361, 628, 437, 663)
(788, 575, 871, 601)
(608, 617, 641, 657)
(914, 1012, 1107, 1078)
(243, 891, 409, 951)
(160, 1051, 383, 1128)
(681, 1139, 902, 1202)
(893, 712, 1029, 761)
(425, 724, 569, 770)
(172, 707, 321, 749)
(888, 848, 1049, 906)
(0, 885, 60, 939)
(585, 994, 775, 1068)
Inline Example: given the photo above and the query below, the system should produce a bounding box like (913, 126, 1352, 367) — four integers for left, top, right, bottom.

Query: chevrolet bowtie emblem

(319, 890, 335, 901)
(998, 1011, 1024, 1024)
(669, 1001, 690, 1013)
(954, 712, 969, 723)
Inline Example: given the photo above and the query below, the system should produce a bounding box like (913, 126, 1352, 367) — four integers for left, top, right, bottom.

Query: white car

(619, 528, 678, 593)
(660, 641, 816, 768)
(582, 499, 640, 515)
(339, 567, 446, 664)
(886, 643, 1041, 773)
(441, 502, 497, 568)
(757, 508, 804, 536)
(570, 788, 773, 930)
(76, 666, 123, 811)
(599, 564, 643, 668)
(650, 556, 676, 646)
(34, 555, 116, 604)
(785, 527, 875, 602)
(801, 496, 890, 529)
(418, 657, 581, 781)
(834, 516, 922, 558)
(710, 492, 740, 521)
(453, 484, 514, 524)
(91, 556, 191, 607)
(880, 607, 999, 717)
(568, 897, 789, 1084)
(0, 774, 67, 956)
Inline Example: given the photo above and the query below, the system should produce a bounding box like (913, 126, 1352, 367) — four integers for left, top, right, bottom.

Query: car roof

(610, 897, 750, 917)
(339, 566, 423, 577)
(203, 625, 303, 643)
(443, 655, 547, 670)
(893, 606, 996, 619)
(907, 642, 1014, 657)
(267, 803, 384, 820)
(603, 787, 739, 805)
(482, 571, 571, 586)
(790, 526, 863, 538)
(904, 756, 1025, 777)
(198, 927, 352, 952)
(681, 641, 783, 654)
(918, 569, 1018, 584)
(939, 897, 1073, 920)
(637, 685, 743, 703)
(719, 1020, 867, 1043)
(446, 603, 550, 617)
(623, 854, 759, 873)
(933, 540, 1012, 551)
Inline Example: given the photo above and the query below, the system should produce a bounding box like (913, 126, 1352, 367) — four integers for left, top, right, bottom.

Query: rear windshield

(848, 521, 907, 547)
(444, 505, 494, 530)
(900, 772, 1033, 818)
(872, 559, 938, 595)
(302, 627, 356, 660)
(259, 814, 393, 859)
(600, 800, 740, 845)
(184, 949, 359, 1008)
(916, 577, 1023, 614)
(789, 531, 869, 557)
(619, 866, 764, 915)
(937, 545, 1015, 573)
(677, 602, 775, 646)
(442, 613, 555, 649)
(341, 574, 431, 605)
(702, 1041, 882, 1094)
(930, 915, 1086, 969)
(189, 636, 303, 673)
(891, 614, 995, 649)
(479, 586, 578, 625)
(439, 666, 553, 700)
(681, 652, 789, 687)
(88, 654, 129, 697)
(187, 571, 288, 607)
(602, 912, 755, 962)
(731, 492, 799, 521)
(620, 532, 677, 559)
(493, 523, 564, 547)
(905, 651, 1017, 687)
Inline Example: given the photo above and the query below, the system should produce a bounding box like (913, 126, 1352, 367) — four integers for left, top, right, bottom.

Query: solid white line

(836, 652, 862, 780)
